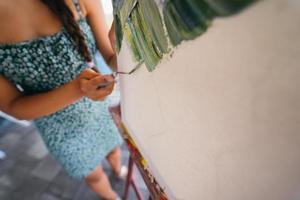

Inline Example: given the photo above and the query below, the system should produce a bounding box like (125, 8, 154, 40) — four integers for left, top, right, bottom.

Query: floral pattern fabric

(0, 8, 122, 179)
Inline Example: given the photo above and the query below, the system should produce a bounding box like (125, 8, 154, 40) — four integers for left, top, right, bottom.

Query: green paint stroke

(124, 20, 143, 62)
(116, 0, 169, 72)
(118, 0, 137, 26)
(138, 0, 169, 55)
(127, 4, 162, 71)
(163, 0, 255, 46)
(112, 0, 255, 72)
(203, 0, 256, 16)
(114, 13, 123, 52)
(112, 0, 137, 52)
(164, 0, 215, 46)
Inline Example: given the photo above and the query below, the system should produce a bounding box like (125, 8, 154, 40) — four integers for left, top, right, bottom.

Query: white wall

(118, 0, 300, 199)
(101, 0, 113, 25)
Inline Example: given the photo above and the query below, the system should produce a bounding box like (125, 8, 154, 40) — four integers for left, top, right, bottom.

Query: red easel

(109, 105, 168, 200)
(123, 157, 144, 200)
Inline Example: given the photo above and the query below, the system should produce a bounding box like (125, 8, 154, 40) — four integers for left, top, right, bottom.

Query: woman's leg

(106, 147, 121, 175)
(85, 165, 117, 200)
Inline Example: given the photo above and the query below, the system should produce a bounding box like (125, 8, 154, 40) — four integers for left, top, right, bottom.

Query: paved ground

(0, 117, 149, 200)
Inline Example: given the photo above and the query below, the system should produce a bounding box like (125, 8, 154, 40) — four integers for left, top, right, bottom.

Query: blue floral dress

(0, 0, 123, 179)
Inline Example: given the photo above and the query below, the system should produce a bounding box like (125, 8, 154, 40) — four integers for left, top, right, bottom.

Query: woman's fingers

(79, 74, 115, 101)
(79, 68, 100, 79)
(91, 88, 111, 100)
(80, 75, 114, 92)
(103, 74, 114, 82)
(77, 67, 117, 101)
(88, 86, 114, 101)
(90, 76, 107, 87)
(90, 75, 116, 89)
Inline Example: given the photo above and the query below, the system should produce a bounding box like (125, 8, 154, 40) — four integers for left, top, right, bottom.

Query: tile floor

(0, 118, 149, 200)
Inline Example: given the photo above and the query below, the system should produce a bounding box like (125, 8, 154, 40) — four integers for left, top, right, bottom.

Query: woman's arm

(0, 75, 84, 120)
(0, 69, 113, 120)
(83, 0, 117, 71)
(108, 21, 118, 70)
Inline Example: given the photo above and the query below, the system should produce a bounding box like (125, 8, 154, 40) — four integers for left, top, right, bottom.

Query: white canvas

(118, 0, 300, 199)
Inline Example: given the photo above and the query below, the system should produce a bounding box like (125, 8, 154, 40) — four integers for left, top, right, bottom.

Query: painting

(112, 0, 255, 71)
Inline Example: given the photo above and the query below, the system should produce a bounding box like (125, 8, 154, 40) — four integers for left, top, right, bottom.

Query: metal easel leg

(123, 156, 144, 200)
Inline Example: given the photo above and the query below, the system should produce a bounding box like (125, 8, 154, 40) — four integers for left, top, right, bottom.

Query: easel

(123, 150, 144, 200)
(109, 105, 168, 200)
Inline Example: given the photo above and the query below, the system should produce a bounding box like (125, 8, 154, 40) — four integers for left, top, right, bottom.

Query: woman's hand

(78, 69, 115, 101)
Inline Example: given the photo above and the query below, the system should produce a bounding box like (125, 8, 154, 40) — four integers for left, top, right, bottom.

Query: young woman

(0, 0, 125, 199)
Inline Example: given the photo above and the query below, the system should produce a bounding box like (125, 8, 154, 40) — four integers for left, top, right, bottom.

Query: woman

(0, 0, 125, 199)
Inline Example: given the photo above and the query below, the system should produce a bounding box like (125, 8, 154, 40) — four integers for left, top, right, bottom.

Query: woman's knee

(85, 165, 104, 183)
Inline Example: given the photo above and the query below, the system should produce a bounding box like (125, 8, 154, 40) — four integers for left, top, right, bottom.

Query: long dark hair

(41, 0, 92, 62)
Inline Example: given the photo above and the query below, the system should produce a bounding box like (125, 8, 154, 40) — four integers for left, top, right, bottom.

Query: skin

(0, 0, 121, 199)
